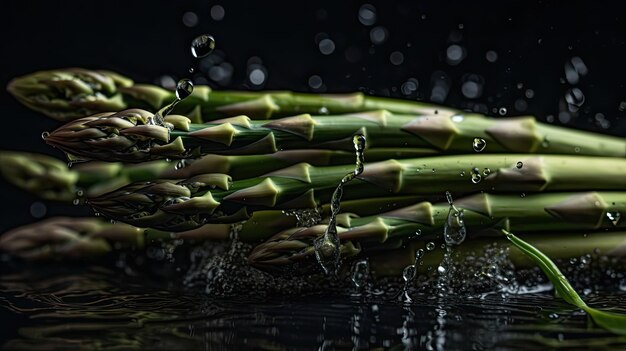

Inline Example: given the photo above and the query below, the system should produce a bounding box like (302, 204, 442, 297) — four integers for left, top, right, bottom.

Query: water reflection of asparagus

(248, 191, 626, 274)
(43, 108, 626, 163)
(87, 154, 626, 231)
(7, 68, 457, 122)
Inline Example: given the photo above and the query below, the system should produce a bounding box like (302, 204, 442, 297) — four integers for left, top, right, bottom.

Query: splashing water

(443, 191, 467, 246)
(400, 249, 425, 302)
(149, 79, 194, 128)
(314, 134, 366, 275)
(351, 259, 369, 291)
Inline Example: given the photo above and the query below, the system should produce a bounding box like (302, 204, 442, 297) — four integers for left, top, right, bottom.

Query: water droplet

(444, 193, 467, 245)
(498, 107, 507, 116)
(315, 134, 366, 274)
(210, 5, 225, 21)
(516, 161, 523, 169)
(565, 88, 585, 109)
(483, 168, 491, 176)
(471, 167, 482, 184)
(191, 34, 216, 58)
(351, 259, 369, 289)
(520, 193, 526, 198)
(390, 51, 404, 65)
(308, 75, 323, 90)
(426, 242, 435, 251)
(459, 171, 465, 177)
(607, 211, 621, 226)
(175, 160, 186, 170)
(415, 248, 424, 261)
(437, 265, 447, 274)
(569, 257, 578, 265)
(30, 202, 47, 218)
(182, 12, 199, 27)
(485, 50, 498, 62)
(176, 79, 194, 100)
(318, 38, 336, 55)
(402, 265, 416, 282)
(110, 219, 117, 224)
(189, 68, 195, 73)
(318, 106, 329, 114)
(41, 131, 50, 140)
(76, 189, 84, 197)
(72, 198, 80, 205)
(472, 137, 486, 152)
(369, 26, 388, 45)
(358, 4, 377, 26)
(541, 137, 550, 148)
(548, 313, 559, 320)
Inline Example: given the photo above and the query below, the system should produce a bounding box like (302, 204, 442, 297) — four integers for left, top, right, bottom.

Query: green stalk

(45, 108, 626, 163)
(88, 154, 626, 231)
(248, 191, 626, 273)
(503, 230, 626, 336)
(7, 68, 457, 122)
(0, 149, 436, 202)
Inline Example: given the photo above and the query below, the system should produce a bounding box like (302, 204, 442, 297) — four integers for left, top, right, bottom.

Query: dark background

(1, 0, 625, 232)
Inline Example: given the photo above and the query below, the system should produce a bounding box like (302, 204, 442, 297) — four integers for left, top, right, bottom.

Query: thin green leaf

(502, 229, 626, 336)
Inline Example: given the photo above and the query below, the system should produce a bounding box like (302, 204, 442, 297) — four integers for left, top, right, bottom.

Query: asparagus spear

(0, 149, 435, 202)
(88, 154, 626, 231)
(0, 196, 421, 260)
(368, 231, 626, 277)
(45, 108, 626, 163)
(7, 68, 457, 122)
(248, 191, 626, 273)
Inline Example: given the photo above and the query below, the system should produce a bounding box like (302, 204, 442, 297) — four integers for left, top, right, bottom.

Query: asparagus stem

(248, 191, 626, 273)
(368, 231, 626, 277)
(0, 149, 437, 202)
(7, 68, 457, 122)
(45, 108, 626, 163)
(88, 154, 626, 231)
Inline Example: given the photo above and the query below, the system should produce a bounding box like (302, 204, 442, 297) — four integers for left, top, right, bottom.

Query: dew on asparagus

(471, 168, 482, 184)
(483, 168, 491, 176)
(314, 134, 366, 275)
(443, 191, 467, 245)
(191, 34, 216, 58)
(472, 138, 486, 152)
(516, 161, 523, 169)
(606, 211, 621, 226)
(451, 114, 464, 123)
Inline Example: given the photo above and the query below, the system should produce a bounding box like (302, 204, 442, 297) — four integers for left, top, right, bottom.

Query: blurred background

(1, 0, 625, 231)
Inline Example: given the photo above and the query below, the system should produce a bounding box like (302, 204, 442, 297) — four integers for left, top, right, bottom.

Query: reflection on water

(1, 262, 625, 350)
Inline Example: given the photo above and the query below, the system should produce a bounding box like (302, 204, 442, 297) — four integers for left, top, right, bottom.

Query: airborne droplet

(443, 192, 467, 245)
(41, 131, 50, 140)
(516, 161, 523, 169)
(351, 259, 369, 289)
(176, 79, 194, 100)
(472, 137, 486, 152)
(426, 242, 435, 251)
(191, 34, 216, 58)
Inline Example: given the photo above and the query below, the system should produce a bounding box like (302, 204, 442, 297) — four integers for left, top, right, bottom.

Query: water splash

(149, 79, 194, 127)
(282, 208, 322, 227)
(607, 210, 621, 226)
(399, 249, 425, 303)
(314, 134, 366, 275)
(443, 191, 466, 246)
(351, 259, 369, 291)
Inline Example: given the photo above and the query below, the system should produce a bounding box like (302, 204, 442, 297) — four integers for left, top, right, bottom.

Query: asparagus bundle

(87, 154, 626, 231)
(248, 191, 626, 273)
(44, 108, 626, 163)
(0, 149, 435, 202)
(7, 68, 457, 122)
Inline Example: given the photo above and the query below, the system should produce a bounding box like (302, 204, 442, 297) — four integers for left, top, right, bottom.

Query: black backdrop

(1, 0, 625, 231)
